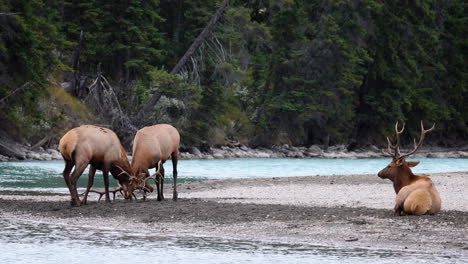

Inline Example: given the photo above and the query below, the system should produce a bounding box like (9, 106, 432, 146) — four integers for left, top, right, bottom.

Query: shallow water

(1, 217, 465, 264)
(0, 158, 467, 193)
(1, 158, 467, 263)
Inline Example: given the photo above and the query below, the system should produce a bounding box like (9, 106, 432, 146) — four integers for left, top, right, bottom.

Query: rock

(239, 145, 249, 151)
(369, 145, 380, 152)
(0, 139, 26, 159)
(427, 152, 450, 158)
(308, 145, 322, 153)
(189, 147, 202, 155)
(26, 152, 42, 160)
(327, 145, 347, 152)
(40, 153, 53, 161)
(46, 148, 59, 154)
(304, 151, 321, 158)
(254, 151, 271, 158)
(180, 152, 193, 159)
(0, 154, 9, 161)
(213, 152, 225, 159)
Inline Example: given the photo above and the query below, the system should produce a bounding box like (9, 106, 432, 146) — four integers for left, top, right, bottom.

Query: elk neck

(393, 166, 416, 193)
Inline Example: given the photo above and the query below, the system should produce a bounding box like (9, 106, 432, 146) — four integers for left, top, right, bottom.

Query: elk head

(378, 121, 435, 184)
(113, 165, 138, 200)
(125, 161, 162, 199)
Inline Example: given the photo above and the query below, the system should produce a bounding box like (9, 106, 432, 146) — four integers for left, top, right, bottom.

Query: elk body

(378, 121, 441, 216)
(130, 124, 180, 201)
(59, 125, 133, 206)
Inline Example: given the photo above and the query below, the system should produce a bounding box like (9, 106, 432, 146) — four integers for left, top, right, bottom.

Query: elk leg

(62, 160, 74, 190)
(160, 165, 165, 201)
(155, 166, 165, 201)
(82, 165, 96, 205)
(154, 170, 161, 201)
(69, 162, 88, 207)
(103, 168, 111, 203)
(171, 152, 178, 201)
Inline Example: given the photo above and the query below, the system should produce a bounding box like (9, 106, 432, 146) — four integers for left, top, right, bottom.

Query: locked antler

(84, 187, 125, 201)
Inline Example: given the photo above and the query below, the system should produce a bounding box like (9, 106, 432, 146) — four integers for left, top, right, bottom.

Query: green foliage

(1, 0, 466, 147)
(62, 0, 165, 81)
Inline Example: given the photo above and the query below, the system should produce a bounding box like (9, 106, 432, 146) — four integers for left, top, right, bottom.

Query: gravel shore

(0, 172, 467, 258)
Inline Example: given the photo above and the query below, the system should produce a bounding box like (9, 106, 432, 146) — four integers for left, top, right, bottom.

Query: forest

(0, 0, 466, 150)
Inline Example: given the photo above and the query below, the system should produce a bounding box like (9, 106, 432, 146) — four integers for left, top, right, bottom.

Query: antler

(383, 121, 405, 158)
(115, 165, 132, 178)
(83, 187, 125, 201)
(144, 160, 163, 183)
(399, 121, 435, 159)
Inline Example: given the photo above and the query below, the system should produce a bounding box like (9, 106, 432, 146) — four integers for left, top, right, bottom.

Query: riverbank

(1, 140, 468, 161)
(0, 172, 467, 257)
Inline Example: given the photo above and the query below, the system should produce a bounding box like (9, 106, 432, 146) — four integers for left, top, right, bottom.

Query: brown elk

(127, 124, 180, 201)
(378, 121, 441, 216)
(59, 125, 134, 206)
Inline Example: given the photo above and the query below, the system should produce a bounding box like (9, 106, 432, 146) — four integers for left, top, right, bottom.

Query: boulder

(0, 139, 26, 159)
(213, 152, 225, 159)
(308, 145, 322, 153)
(0, 154, 9, 161)
(189, 147, 202, 155)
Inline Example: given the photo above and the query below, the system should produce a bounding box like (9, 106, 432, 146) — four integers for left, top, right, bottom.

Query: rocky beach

(0, 171, 467, 259)
(1, 137, 468, 161)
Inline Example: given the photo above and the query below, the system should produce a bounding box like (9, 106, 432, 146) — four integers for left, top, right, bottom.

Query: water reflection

(0, 217, 465, 264)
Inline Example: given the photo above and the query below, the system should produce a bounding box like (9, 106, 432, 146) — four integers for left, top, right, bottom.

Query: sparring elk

(128, 124, 180, 201)
(59, 125, 134, 206)
(378, 121, 441, 216)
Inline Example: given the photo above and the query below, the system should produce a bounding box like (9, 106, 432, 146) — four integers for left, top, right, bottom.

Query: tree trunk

(134, 0, 230, 126)
(170, 0, 230, 75)
(72, 30, 84, 96)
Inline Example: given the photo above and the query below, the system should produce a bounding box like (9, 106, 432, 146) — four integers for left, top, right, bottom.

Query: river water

(0, 158, 467, 193)
(0, 216, 464, 264)
(1, 158, 467, 263)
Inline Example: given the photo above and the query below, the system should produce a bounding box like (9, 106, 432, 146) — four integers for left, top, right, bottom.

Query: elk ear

(406, 161, 420, 167)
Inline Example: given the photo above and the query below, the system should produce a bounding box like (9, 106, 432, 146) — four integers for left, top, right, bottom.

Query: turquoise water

(1, 217, 465, 264)
(1, 158, 467, 263)
(0, 158, 467, 193)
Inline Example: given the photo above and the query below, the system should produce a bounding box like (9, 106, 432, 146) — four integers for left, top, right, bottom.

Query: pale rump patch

(404, 189, 432, 215)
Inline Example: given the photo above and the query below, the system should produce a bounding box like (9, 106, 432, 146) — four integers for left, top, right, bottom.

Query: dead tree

(134, 0, 231, 127)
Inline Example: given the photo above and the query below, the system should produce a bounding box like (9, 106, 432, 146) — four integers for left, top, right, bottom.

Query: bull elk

(128, 124, 180, 201)
(59, 125, 134, 206)
(378, 121, 441, 216)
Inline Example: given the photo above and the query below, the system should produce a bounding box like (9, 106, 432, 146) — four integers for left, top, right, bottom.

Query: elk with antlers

(127, 124, 180, 201)
(59, 125, 134, 206)
(378, 121, 441, 216)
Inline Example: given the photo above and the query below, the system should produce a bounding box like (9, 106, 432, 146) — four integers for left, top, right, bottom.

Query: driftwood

(0, 137, 25, 159)
(85, 65, 138, 138)
(31, 135, 52, 150)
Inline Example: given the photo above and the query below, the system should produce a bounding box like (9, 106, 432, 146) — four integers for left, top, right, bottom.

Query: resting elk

(127, 124, 180, 201)
(59, 125, 134, 206)
(378, 121, 441, 216)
